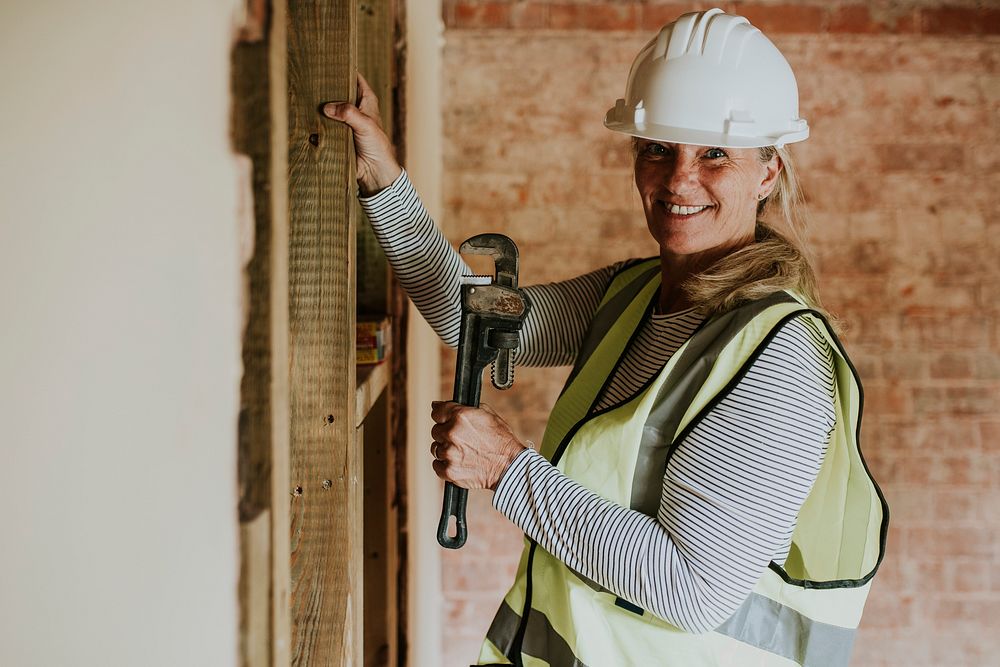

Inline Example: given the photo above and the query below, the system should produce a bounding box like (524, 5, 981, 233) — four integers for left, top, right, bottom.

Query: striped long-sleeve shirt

(359, 170, 836, 633)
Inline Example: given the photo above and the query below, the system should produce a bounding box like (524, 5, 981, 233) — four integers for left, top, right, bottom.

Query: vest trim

(509, 542, 538, 665)
(766, 311, 890, 591)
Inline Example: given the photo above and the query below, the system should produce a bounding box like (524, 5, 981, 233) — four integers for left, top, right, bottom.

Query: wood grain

(286, 0, 360, 664)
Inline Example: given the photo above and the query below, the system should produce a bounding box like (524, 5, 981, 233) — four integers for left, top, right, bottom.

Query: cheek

(703, 172, 755, 211)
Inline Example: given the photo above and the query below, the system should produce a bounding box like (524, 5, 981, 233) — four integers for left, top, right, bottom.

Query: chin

(646, 222, 710, 257)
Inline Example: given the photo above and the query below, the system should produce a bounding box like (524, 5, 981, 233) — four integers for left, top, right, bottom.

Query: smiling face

(634, 139, 782, 261)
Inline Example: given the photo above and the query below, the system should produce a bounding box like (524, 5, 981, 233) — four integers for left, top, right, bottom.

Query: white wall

(0, 2, 242, 665)
(404, 2, 444, 665)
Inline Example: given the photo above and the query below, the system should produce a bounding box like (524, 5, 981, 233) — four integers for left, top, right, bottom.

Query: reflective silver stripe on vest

(486, 601, 589, 667)
(716, 593, 857, 667)
(630, 291, 801, 516)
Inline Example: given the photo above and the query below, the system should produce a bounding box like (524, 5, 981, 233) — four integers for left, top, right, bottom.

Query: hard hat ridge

(605, 7, 809, 149)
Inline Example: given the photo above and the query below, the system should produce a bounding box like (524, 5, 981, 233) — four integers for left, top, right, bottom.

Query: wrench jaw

(460, 235, 528, 392)
(459, 233, 520, 289)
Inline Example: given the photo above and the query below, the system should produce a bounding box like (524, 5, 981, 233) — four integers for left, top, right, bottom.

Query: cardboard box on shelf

(356, 316, 391, 365)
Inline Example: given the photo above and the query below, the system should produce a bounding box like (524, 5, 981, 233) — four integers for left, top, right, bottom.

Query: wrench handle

(437, 482, 468, 549)
(437, 323, 485, 549)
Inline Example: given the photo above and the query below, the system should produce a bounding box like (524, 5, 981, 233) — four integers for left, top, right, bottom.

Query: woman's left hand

(429, 401, 528, 491)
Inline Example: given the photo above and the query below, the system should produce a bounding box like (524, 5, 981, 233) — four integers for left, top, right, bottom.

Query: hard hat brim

(604, 118, 808, 149)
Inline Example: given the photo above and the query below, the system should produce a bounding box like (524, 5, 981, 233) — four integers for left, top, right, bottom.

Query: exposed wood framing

(233, 2, 286, 664)
(285, 0, 361, 664)
(236, 0, 405, 664)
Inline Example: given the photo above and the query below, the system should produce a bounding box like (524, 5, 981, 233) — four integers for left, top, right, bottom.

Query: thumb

(324, 102, 381, 137)
(322, 102, 348, 120)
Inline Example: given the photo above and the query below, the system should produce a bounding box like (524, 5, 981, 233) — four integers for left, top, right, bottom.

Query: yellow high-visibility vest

(477, 259, 888, 667)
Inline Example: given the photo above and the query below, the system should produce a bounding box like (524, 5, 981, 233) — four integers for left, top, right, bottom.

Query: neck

(657, 236, 753, 314)
(656, 252, 702, 314)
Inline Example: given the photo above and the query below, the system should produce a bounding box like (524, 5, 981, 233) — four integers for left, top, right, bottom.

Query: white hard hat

(604, 7, 809, 148)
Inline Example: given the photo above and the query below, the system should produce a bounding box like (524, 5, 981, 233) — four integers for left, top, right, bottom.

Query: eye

(642, 142, 669, 157)
(705, 147, 728, 159)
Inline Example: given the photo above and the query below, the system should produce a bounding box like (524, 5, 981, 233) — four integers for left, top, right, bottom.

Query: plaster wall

(0, 2, 243, 665)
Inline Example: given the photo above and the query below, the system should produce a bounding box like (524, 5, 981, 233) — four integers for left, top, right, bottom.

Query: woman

(326, 8, 887, 666)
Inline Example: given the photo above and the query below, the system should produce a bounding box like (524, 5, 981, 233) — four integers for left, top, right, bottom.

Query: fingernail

(322, 103, 340, 117)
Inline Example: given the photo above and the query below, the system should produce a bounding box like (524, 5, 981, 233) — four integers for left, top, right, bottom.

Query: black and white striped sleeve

(358, 169, 619, 367)
(492, 315, 837, 633)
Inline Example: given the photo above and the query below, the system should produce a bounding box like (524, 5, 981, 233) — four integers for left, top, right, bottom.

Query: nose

(664, 155, 699, 195)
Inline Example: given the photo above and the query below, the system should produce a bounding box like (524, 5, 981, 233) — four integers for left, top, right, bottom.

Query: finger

(430, 440, 449, 459)
(432, 458, 448, 480)
(430, 400, 460, 424)
(321, 102, 376, 134)
(355, 72, 380, 118)
(431, 423, 446, 442)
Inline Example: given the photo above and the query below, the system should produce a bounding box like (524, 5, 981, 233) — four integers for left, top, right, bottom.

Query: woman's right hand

(322, 71, 402, 196)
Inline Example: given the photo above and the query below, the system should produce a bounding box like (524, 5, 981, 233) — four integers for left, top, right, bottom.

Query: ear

(759, 152, 783, 197)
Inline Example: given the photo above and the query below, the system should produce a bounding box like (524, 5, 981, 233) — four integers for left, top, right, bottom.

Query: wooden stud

(285, 0, 360, 664)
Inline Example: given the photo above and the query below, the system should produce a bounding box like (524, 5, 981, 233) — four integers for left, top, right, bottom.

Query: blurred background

(436, 2, 999, 666)
(1, 1, 997, 666)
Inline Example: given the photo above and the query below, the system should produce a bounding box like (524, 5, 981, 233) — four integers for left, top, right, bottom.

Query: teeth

(667, 203, 710, 215)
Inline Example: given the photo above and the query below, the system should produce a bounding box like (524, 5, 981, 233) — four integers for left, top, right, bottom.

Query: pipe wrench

(437, 233, 530, 549)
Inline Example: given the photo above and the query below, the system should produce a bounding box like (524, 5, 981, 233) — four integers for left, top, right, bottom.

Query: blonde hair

(631, 140, 835, 327)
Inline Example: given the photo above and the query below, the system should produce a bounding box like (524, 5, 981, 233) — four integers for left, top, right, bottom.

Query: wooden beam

(285, 1, 360, 664)
(232, 3, 282, 663)
(356, 361, 391, 428)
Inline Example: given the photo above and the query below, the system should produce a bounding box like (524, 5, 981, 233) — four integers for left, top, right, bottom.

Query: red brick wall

(437, 2, 1000, 665)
